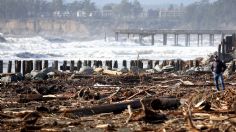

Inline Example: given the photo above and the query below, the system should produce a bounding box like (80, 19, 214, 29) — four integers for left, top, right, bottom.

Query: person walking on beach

(211, 55, 227, 91)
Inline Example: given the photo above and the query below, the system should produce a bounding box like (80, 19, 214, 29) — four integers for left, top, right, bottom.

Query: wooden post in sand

(0, 60, 3, 73)
(43, 60, 48, 69)
(105, 60, 112, 70)
(130, 60, 135, 68)
(137, 60, 143, 69)
(169, 60, 175, 66)
(93, 60, 98, 68)
(98, 61, 103, 67)
(175, 60, 179, 71)
(52, 61, 58, 70)
(62, 61, 67, 71)
(177, 60, 183, 71)
(113, 60, 118, 69)
(88, 60, 92, 67)
(70, 60, 75, 72)
(77, 60, 82, 71)
(154, 60, 159, 66)
(7, 61, 12, 73)
(161, 60, 167, 68)
(193, 60, 199, 67)
(189, 60, 194, 68)
(34, 60, 42, 71)
(147, 60, 153, 69)
(83, 60, 88, 66)
(38, 60, 42, 70)
(123, 60, 127, 68)
(15, 60, 21, 73)
(23, 61, 26, 75)
(23, 60, 32, 75)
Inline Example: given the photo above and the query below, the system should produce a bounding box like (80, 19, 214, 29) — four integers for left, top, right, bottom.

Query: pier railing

(114, 29, 236, 46)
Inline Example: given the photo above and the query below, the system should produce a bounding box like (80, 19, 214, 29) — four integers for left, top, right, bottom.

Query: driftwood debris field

(1, 68, 236, 132)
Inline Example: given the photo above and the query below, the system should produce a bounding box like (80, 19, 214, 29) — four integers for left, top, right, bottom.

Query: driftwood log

(62, 97, 180, 117)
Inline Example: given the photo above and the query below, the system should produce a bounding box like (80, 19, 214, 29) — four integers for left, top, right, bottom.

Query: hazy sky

(65, 0, 200, 5)
(65, 0, 217, 8)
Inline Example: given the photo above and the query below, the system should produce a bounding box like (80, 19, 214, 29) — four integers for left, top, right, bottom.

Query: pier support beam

(197, 34, 200, 46)
(174, 34, 178, 46)
(151, 34, 155, 45)
(163, 34, 167, 45)
(200, 34, 203, 46)
(221, 34, 225, 41)
(115, 32, 119, 41)
(139, 34, 143, 44)
(209, 34, 214, 46)
(185, 34, 190, 46)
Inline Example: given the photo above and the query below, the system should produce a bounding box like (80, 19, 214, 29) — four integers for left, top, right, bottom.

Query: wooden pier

(114, 29, 236, 46)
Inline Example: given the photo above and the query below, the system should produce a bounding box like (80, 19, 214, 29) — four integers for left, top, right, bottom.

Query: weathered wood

(105, 60, 112, 70)
(88, 60, 92, 67)
(62, 97, 180, 117)
(36, 60, 42, 71)
(70, 61, 75, 72)
(77, 60, 82, 71)
(62, 61, 67, 71)
(43, 60, 48, 69)
(137, 60, 143, 69)
(113, 60, 118, 69)
(52, 61, 58, 70)
(123, 60, 127, 68)
(193, 60, 199, 67)
(147, 60, 153, 69)
(93, 60, 98, 68)
(0, 60, 3, 73)
(189, 60, 194, 68)
(154, 60, 159, 66)
(169, 60, 175, 66)
(161, 60, 167, 68)
(23, 60, 26, 75)
(7, 61, 12, 73)
(15, 60, 21, 73)
(28, 60, 33, 73)
(130, 60, 136, 68)
(83, 60, 88, 66)
(103, 70, 122, 76)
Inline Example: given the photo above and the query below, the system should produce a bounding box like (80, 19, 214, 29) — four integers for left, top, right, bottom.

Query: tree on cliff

(132, 0, 143, 18)
(52, 0, 64, 12)
(81, 0, 96, 17)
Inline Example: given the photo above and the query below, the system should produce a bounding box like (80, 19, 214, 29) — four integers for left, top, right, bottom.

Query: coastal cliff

(0, 19, 92, 39)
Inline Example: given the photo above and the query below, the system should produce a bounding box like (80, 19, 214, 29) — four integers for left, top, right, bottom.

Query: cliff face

(0, 19, 91, 39)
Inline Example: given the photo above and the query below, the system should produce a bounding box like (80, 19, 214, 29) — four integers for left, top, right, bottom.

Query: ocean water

(0, 34, 220, 62)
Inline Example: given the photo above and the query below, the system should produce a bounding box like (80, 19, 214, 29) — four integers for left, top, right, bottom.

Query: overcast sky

(91, 0, 199, 5)
(65, 0, 200, 5)
(64, 0, 217, 8)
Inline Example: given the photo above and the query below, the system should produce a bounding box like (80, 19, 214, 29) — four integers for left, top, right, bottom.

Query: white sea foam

(0, 35, 220, 61)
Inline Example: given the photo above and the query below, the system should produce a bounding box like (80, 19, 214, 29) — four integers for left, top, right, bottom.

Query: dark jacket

(211, 59, 227, 74)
